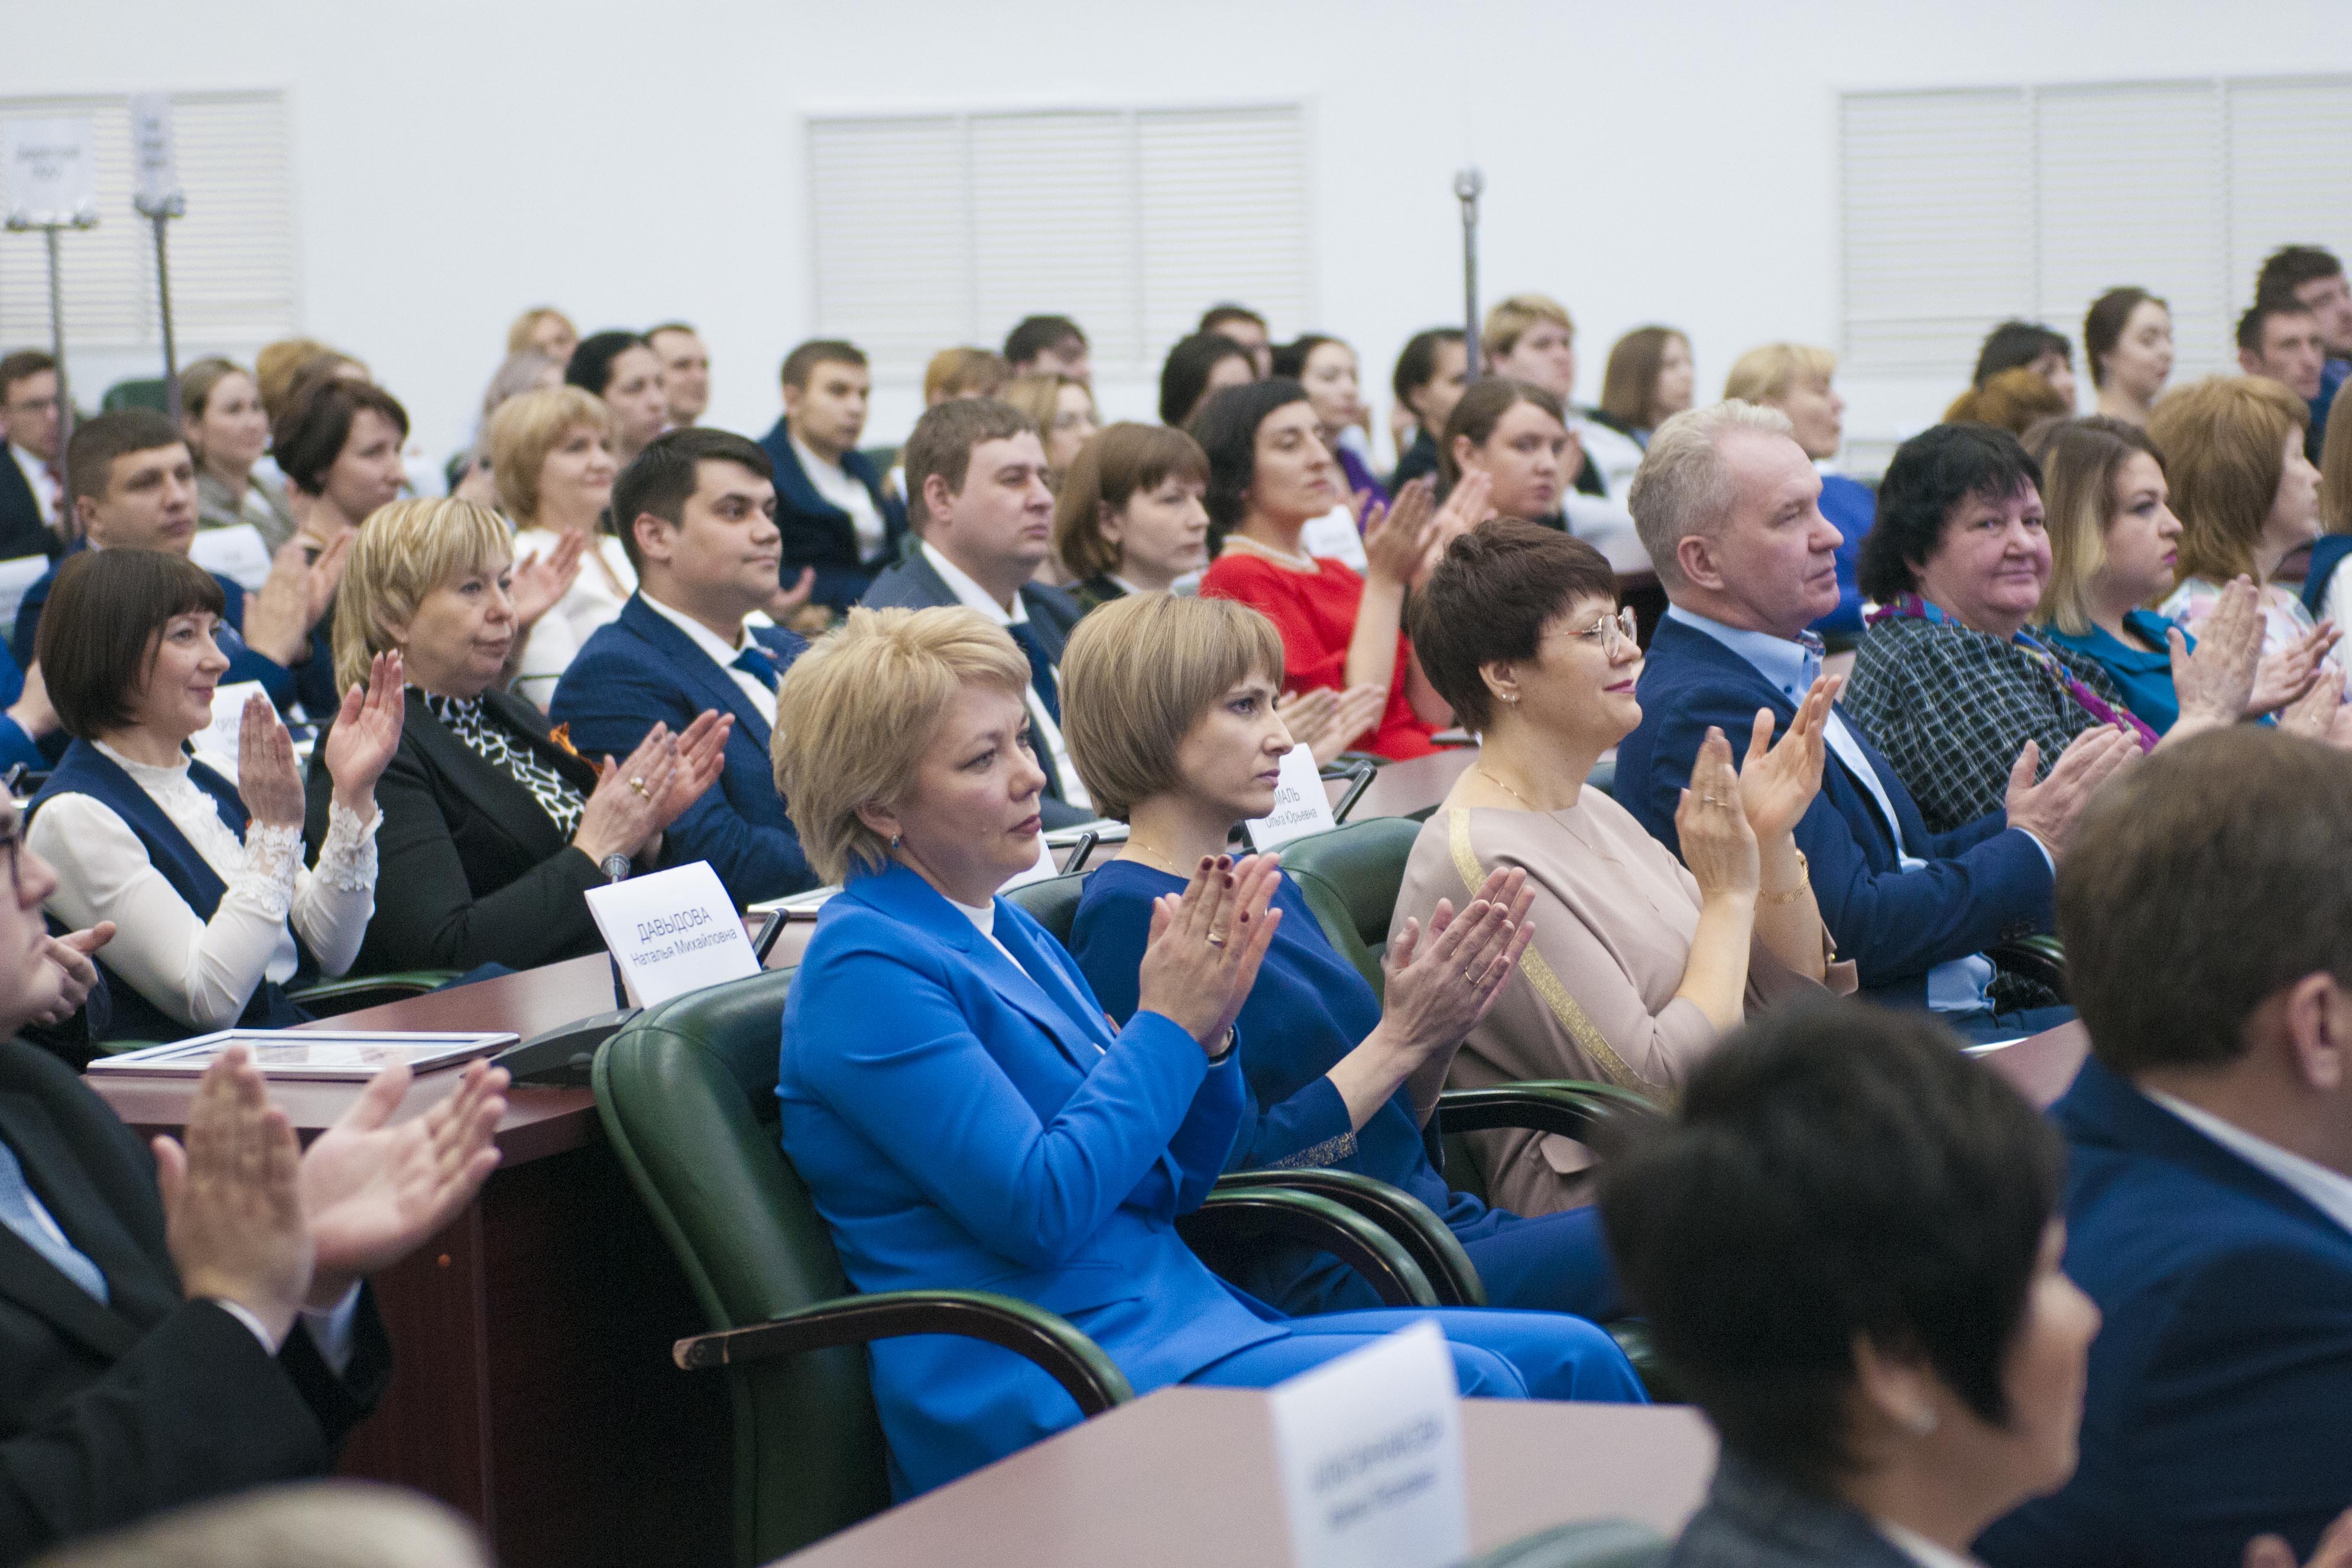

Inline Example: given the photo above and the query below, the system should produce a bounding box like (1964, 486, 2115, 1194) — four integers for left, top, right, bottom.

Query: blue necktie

(731, 645, 780, 688)
(1005, 622, 1060, 725)
(0, 1140, 108, 1303)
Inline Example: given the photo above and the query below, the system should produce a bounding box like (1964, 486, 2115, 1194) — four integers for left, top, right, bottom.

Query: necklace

(1476, 766, 1565, 814)
(1220, 533, 1319, 572)
(1125, 836, 1183, 874)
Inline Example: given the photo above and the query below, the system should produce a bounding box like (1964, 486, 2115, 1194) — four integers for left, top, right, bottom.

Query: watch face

(602, 854, 632, 881)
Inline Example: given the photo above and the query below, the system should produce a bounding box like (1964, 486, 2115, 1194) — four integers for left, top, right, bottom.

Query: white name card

(1268, 1320, 1469, 1568)
(585, 861, 760, 1007)
(1245, 744, 1337, 852)
(128, 94, 183, 213)
(188, 522, 274, 592)
(0, 554, 49, 645)
(189, 680, 271, 781)
(2, 118, 98, 227)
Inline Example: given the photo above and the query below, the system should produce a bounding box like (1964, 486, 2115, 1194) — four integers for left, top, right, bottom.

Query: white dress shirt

(8, 442, 59, 529)
(29, 742, 378, 1031)
(920, 541, 1092, 812)
(1878, 1519, 1984, 1568)
(640, 590, 777, 729)
(2145, 1089, 2352, 1237)
(791, 432, 886, 560)
(513, 529, 638, 705)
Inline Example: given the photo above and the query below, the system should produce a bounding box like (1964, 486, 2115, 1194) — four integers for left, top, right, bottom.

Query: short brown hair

(1942, 366, 2071, 437)
(2060, 728, 2352, 1072)
(1052, 423, 1209, 580)
(2147, 375, 2308, 586)
(1599, 326, 1686, 431)
(174, 357, 250, 430)
(274, 374, 410, 498)
(37, 548, 226, 739)
(1409, 517, 1618, 732)
(780, 339, 867, 392)
(66, 411, 185, 505)
(0, 350, 56, 404)
(1481, 294, 1574, 363)
(901, 397, 1037, 535)
(253, 338, 359, 426)
(923, 346, 1011, 404)
(2034, 417, 2169, 637)
(1439, 378, 1566, 487)
(1061, 592, 1284, 820)
(772, 606, 1031, 885)
(488, 386, 613, 524)
(2084, 288, 2166, 391)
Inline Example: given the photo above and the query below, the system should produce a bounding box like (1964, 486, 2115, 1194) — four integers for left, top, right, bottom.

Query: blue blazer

(1617, 615, 2053, 1005)
(0, 641, 43, 775)
(777, 865, 1284, 1496)
(1978, 1056, 2352, 1568)
(757, 420, 909, 612)
(14, 544, 299, 711)
(548, 594, 816, 904)
(1808, 472, 1878, 642)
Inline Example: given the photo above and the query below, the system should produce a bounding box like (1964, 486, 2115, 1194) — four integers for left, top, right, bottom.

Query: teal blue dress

(2039, 611, 2191, 735)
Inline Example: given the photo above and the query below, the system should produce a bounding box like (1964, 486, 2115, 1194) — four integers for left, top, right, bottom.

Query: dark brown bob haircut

(272, 374, 410, 498)
(1408, 516, 1617, 732)
(38, 548, 226, 740)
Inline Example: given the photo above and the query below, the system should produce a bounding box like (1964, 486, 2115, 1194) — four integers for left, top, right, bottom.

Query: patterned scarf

(421, 691, 589, 835)
(1867, 593, 2159, 752)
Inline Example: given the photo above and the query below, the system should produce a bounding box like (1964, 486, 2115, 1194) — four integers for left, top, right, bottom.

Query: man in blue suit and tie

(1977, 729, 2352, 1568)
(550, 428, 818, 904)
(1613, 401, 2136, 1038)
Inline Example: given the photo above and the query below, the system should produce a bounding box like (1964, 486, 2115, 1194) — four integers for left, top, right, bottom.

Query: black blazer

(0, 450, 60, 565)
(757, 419, 910, 612)
(305, 686, 634, 975)
(0, 1038, 388, 1560)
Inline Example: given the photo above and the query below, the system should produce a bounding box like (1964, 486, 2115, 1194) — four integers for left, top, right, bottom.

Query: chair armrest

(673, 1288, 1133, 1418)
(1320, 758, 1378, 822)
(1436, 1081, 1662, 1145)
(1988, 934, 2066, 1002)
(1216, 1169, 1485, 1307)
(1179, 1187, 1439, 1308)
(291, 970, 464, 1017)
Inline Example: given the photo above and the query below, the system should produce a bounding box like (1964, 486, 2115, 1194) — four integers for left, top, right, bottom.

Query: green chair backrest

(101, 377, 170, 413)
(593, 966, 890, 1566)
(1003, 869, 1089, 947)
(1279, 816, 1423, 999)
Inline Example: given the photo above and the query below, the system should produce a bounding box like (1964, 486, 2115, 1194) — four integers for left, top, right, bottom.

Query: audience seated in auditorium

(1052, 422, 1212, 615)
(770, 605, 1642, 1496)
(1441, 378, 1569, 531)
(1196, 379, 1469, 762)
(0, 350, 66, 561)
(2239, 297, 2330, 459)
(34, 1481, 493, 1568)
(647, 322, 710, 429)
(507, 306, 579, 372)
(1978, 730, 2352, 1568)
(27, 550, 401, 1041)
(491, 387, 626, 703)
(1594, 325, 1696, 460)
(181, 359, 299, 554)
(1159, 332, 1257, 429)
(18, 413, 343, 722)
(551, 429, 816, 905)
(1973, 319, 2080, 406)
(1604, 1003, 2096, 1568)
(317, 498, 723, 973)
(2151, 375, 2331, 664)
(1723, 343, 1874, 642)
(1618, 401, 2126, 1039)
(1067, 589, 1637, 1318)
(1401, 521, 1846, 1212)
(860, 398, 1094, 829)
(1002, 314, 1091, 383)
(2259, 245, 2352, 456)
(922, 346, 1011, 406)
(1000, 372, 1098, 490)
(1201, 303, 1273, 378)
(2033, 415, 2335, 735)
(1942, 366, 2072, 437)
(562, 332, 668, 469)
(759, 339, 907, 615)
(1388, 327, 1468, 493)
(2084, 287, 2173, 427)
(1271, 335, 1386, 507)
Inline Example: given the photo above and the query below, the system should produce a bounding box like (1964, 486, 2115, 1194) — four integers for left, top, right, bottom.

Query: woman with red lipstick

(1397, 521, 1847, 1216)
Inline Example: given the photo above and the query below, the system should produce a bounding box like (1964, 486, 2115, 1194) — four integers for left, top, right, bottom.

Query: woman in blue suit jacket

(773, 606, 1642, 1496)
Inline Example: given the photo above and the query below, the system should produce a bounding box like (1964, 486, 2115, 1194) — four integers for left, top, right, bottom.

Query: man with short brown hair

(757, 339, 905, 613)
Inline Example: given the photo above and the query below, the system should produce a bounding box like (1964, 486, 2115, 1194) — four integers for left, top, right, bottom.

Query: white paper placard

(998, 833, 1062, 891)
(188, 680, 271, 781)
(189, 523, 275, 592)
(128, 95, 182, 212)
(0, 554, 50, 645)
(1245, 744, 1338, 852)
(1299, 504, 1370, 572)
(2, 118, 98, 226)
(585, 861, 760, 1008)
(1267, 1320, 1469, 1568)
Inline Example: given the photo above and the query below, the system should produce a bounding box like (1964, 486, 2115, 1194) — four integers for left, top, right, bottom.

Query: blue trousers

(1182, 1307, 1646, 1402)
(1306, 1204, 1619, 1322)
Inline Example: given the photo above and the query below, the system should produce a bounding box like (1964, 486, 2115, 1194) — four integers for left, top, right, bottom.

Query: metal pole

(151, 213, 180, 420)
(1454, 168, 1484, 379)
(43, 226, 72, 451)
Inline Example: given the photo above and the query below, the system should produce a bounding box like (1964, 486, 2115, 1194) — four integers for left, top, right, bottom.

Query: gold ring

(1205, 932, 1228, 949)
(629, 777, 650, 798)
(1701, 794, 1730, 806)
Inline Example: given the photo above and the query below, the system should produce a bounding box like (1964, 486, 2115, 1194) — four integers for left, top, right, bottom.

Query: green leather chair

(1465, 1519, 1671, 1568)
(100, 377, 170, 413)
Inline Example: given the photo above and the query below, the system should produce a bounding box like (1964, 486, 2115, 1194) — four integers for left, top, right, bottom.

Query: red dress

(1199, 552, 1439, 760)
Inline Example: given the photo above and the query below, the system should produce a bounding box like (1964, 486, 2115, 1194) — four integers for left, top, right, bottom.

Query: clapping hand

(510, 532, 588, 634)
(323, 649, 406, 820)
(1417, 470, 1495, 585)
(2168, 576, 2265, 732)
(1379, 865, 1536, 1057)
(244, 532, 353, 666)
(2003, 725, 2140, 857)
(1276, 684, 1389, 765)
(571, 725, 683, 866)
(651, 709, 731, 827)
(1134, 853, 1284, 1051)
(1361, 481, 1436, 590)
(1675, 727, 1760, 898)
(1737, 675, 1838, 840)
(235, 693, 306, 830)
(2250, 620, 2339, 715)
(154, 1047, 313, 1346)
(2279, 667, 2352, 750)
(2246, 1509, 2352, 1568)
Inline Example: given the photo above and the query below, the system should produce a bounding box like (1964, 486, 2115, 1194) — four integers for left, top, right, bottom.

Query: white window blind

(807, 104, 1312, 378)
(0, 91, 299, 351)
(1841, 74, 2352, 381)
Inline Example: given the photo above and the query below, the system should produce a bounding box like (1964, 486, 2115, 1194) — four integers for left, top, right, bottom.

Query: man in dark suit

(0, 793, 508, 1560)
(1978, 729, 2352, 1568)
(552, 428, 818, 905)
(0, 352, 66, 564)
(862, 398, 1092, 830)
(1614, 401, 2133, 1037)
(757, 340, 906, 614)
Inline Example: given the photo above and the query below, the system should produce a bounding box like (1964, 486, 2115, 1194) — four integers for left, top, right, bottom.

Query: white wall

(11, 0, 2352, 475)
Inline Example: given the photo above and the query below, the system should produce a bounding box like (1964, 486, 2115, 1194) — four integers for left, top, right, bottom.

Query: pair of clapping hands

(2170, 576, 2349, 745)
(1355, 472, 1498, 593)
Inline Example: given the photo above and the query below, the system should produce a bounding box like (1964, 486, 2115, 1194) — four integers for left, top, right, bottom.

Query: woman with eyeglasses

(1396, 520, 1849, 1216)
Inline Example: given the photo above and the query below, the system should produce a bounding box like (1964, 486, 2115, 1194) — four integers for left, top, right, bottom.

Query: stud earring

(889, 834, 902, 851)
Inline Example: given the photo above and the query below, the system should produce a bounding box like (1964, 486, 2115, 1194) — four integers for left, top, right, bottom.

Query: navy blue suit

(0, 449, 60, 564)
(757, 420, 907, 612)
(1978, 1056, 2352, 1568)
(549, 594, 816, 905)
(0, 642, 43, 775)
(1617, 614, 2052, 1005)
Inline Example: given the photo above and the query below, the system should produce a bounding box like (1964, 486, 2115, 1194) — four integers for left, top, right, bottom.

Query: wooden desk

(1974, 1021, 2090, 1109)
(778, 1388, 1714, 1567)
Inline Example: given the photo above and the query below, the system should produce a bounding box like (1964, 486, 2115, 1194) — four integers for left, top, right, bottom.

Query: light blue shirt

(1662, 605, 2002, 1014)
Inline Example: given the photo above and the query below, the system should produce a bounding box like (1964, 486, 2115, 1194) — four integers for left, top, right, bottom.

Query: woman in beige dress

(1396, 518, 1852, 1214)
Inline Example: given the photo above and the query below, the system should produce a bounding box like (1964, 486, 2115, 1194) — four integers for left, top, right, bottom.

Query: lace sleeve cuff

(312, 799, 381, 894)
(230, 823, 305, 920)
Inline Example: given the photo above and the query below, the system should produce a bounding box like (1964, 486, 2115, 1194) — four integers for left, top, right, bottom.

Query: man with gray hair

(1614, 401, 2133, 1037)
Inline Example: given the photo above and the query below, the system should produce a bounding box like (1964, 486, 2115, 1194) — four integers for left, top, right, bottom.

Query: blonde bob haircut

(2146, 375, 2309, 587)
(1481, 294, 1575, 364)
(2031, 416, 2168, 638)
(488, 385, 613, 524)
(1722, 343, 1838, 407)
(506, 306, 578, 358)
(333, 497, 514, 693)
(1060, 592, 1285, 822)
(773, 606, 1033, 886)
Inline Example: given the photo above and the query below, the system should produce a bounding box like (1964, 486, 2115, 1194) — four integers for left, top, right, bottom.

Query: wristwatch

(600, 853, 633, 884)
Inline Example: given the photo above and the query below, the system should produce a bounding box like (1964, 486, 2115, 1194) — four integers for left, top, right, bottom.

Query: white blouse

(512, 528, 638, 707)
(30, 742, 379, 1031)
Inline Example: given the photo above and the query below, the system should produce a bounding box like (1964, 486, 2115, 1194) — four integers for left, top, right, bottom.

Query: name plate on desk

(585, 862, 760, 1007)
(189, 522, 275, 592)
(1268, 1320, 1469, 1568)
(1245, 744, 1337, 852)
